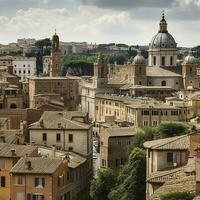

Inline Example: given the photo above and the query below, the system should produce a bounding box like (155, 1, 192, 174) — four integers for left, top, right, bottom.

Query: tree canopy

(90, 169, 116, 200)
(108, 148, 146, 200)
(158, 121, 189, 138)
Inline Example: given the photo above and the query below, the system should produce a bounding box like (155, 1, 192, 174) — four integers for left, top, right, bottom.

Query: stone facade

(28, 76, 80, 110)
(100, 127, 139, 174)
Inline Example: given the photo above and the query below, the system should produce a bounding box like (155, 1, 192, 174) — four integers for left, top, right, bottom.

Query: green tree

(158, 122, 188, 138)
(126, 127, 156, 155)
(160, 192, 195, 200)
(35, 38, 51, 74)
(109, 148, 146, 200)
(62, 55, 95, 76)
(90, 169, 116, 200)
(105, 53, 128, 65)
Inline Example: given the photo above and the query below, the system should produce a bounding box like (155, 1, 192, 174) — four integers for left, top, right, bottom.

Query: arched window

(153, 56, 156, 66)
(139, 67, 142, 74)
(161, 56, 165, 66)
(170, 56, 173, 66)
(190, 67, 192, 74)
(10, 104, 17, 109)
(161, 81, 166, 86)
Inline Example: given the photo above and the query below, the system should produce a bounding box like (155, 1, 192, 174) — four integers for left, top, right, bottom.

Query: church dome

(133, 50, 146, 65)
(149, 32, 176, 49)
(184, 50, 197, 64)
(149, 12, 177, 49)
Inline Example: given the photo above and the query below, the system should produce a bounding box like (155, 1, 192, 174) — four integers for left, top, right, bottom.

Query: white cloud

(0, 5, 199, 47)
(176, 0, 200, 7)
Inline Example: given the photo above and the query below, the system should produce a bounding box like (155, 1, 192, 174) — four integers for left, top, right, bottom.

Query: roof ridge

(63, 117, 88, 129)
(147, 167, 183, 181)
(154, 135, 187, 149)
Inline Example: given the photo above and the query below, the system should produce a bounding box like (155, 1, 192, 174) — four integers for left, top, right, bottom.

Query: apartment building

(95, 94, 190, 128)
(29, 111, 92, 155)
(29, 111, 93, 184)
(125, 101, 189, 127)
(12, 57, 36, 80)
(38, 146, 90, 199)
(100, 127, 139, 173)
(0, 143, 38, 200)
(10, 157, 68, 200)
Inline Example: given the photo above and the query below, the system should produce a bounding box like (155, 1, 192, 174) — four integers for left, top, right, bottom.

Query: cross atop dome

(159, 10, 168, 33)
(162, 10, 165, 21)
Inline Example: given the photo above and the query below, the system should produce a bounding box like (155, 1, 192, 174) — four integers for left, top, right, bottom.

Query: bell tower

(182, 50, 199, 89)
(50, 30, 61, 77)
(94, 53, 108, 78)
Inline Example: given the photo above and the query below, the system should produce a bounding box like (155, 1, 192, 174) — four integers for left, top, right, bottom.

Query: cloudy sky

(0, 0, 200, 47)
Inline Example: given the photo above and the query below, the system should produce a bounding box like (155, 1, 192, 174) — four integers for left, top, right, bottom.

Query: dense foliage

(108, 148, 146, 200)
(34, 38, 51, 74)
(90, 169, 116, 200)
(158, 121, 189, 138)
(62, 55, 95, 76)
(160, 192, 195, 200)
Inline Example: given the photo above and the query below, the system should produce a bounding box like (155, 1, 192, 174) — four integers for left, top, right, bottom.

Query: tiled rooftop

(0, 143, 37, 158)
(29, 111, 91, 130)
(144, 135, 189, 150)
(11, 157, 63, 174)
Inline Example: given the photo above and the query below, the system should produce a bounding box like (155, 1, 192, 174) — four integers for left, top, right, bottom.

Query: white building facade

(13, 57, 36, 80)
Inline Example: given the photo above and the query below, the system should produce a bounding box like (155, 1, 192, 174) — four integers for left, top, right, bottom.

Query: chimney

(40, 120, 44, 128)
(63, 153, 70, 163)
(51, 145, 56, 158)
(11, 148, 16, 156)
(25, 160, 32, 170)
(0, 136, 5, 143)
(58, 123, 62, 129)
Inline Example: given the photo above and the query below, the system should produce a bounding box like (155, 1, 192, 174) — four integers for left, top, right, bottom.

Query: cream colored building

(29, 111, 93, 156)
(81, 54, 114, 121)
(29, 111, 93, 198)
(95, 94, 191, 129)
